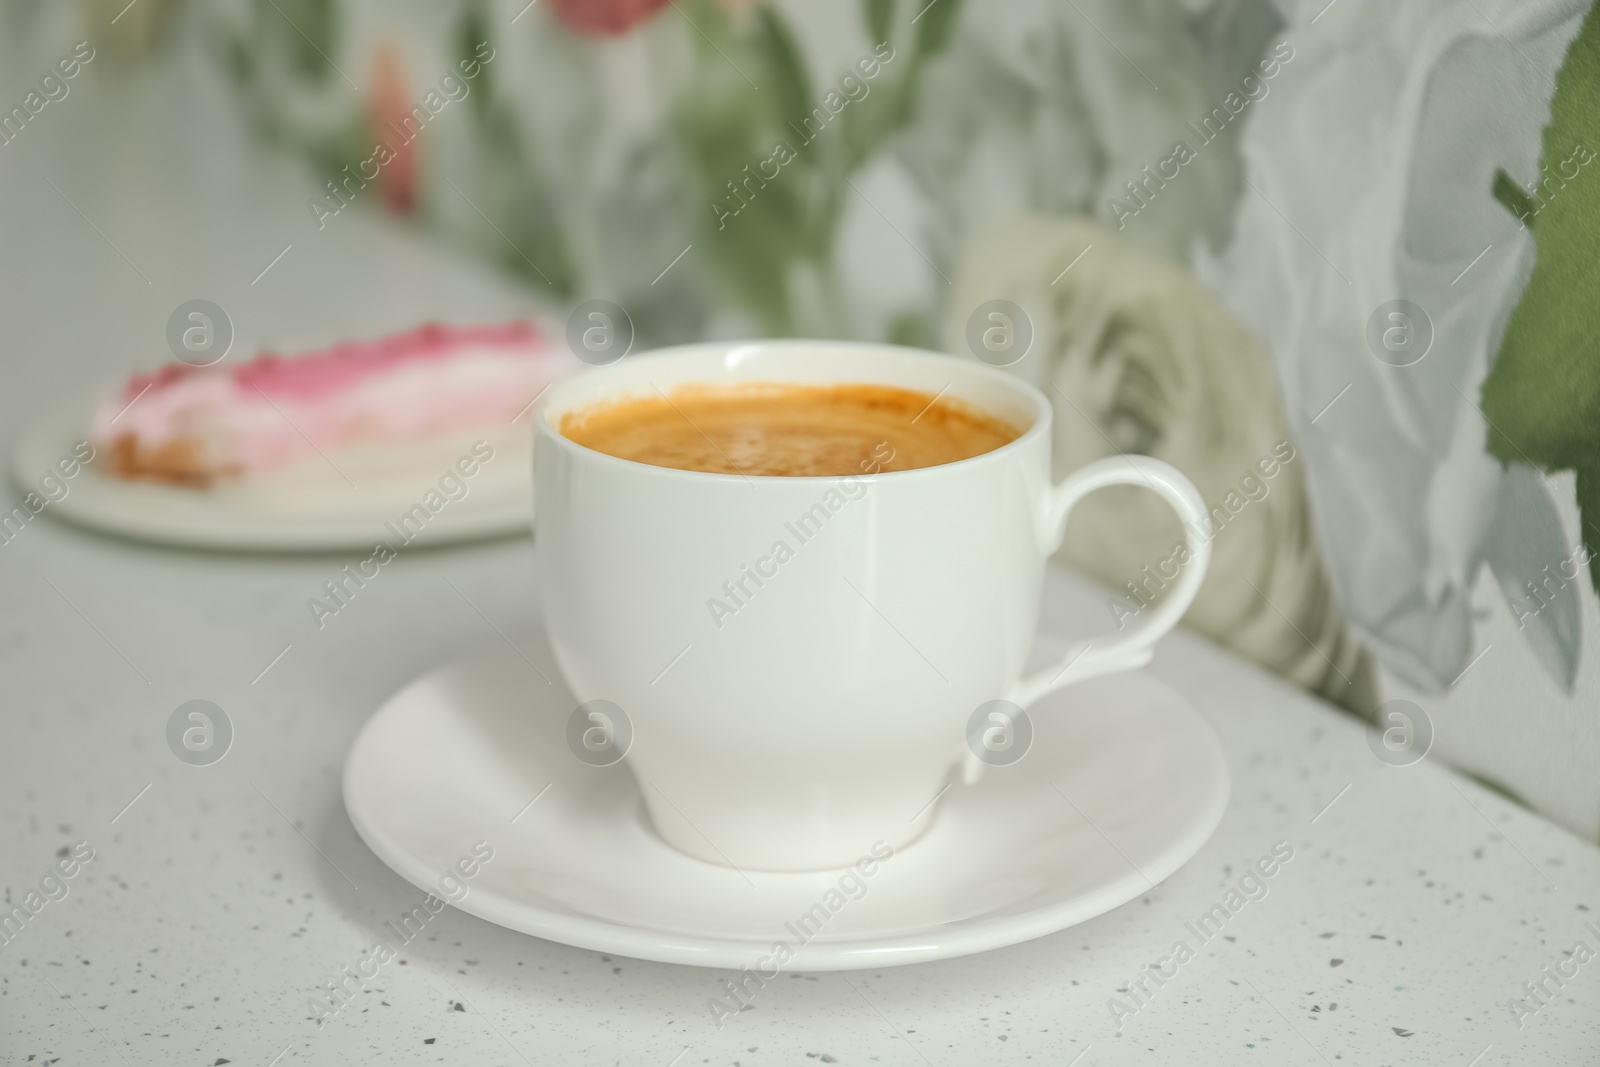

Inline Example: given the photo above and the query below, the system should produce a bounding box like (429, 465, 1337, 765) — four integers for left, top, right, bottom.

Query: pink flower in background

(551, 0, 670, 36)
(367, 44, 419, 215)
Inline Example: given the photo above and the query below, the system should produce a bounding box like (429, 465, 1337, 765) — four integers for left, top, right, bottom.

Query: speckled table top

(1, 540, 1596, 1067)
(1, 62, 1597, 1067)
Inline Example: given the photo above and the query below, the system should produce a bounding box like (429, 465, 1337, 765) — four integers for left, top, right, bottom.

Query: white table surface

(2, 54, 1598, 1067)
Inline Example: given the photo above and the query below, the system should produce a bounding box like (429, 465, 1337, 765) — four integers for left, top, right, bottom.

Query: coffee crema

(558, 382, 1022, 477)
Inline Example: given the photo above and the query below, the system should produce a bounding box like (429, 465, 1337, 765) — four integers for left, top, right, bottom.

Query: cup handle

(1008, 455, 1212, 708)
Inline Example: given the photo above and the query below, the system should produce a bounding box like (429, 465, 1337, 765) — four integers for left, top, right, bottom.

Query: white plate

(342, 625, 1230, 970)
(10, 398, 534, 551)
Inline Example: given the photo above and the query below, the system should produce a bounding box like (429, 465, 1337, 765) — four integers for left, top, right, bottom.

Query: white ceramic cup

(534, 341, 1210, 871)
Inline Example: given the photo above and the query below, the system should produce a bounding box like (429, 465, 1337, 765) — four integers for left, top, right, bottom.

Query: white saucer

(342, 625, 1229, 970)
(10, 398, 534, 551)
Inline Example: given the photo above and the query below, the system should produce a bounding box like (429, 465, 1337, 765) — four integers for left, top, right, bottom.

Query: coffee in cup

(535, 341, 1210, 871)
(557, 382, 1022, 477)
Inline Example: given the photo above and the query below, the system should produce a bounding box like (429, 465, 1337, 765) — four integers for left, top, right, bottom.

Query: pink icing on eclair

(93, 320, 575, 487)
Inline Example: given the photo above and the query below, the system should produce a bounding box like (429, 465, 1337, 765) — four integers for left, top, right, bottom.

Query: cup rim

(535, 339, 1053, 483)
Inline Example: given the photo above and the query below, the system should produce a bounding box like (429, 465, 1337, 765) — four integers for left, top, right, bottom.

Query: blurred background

(3, 0, 1599, 842)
